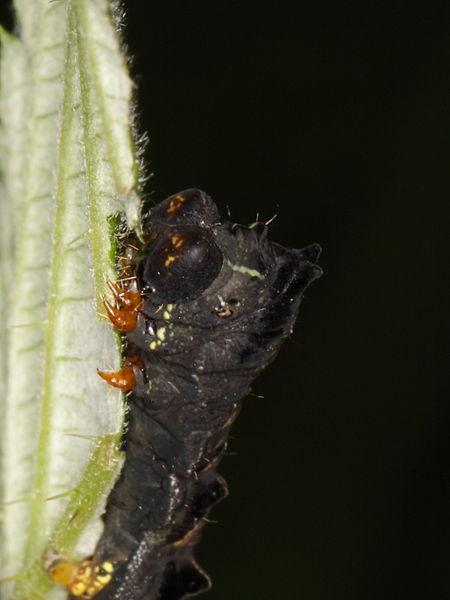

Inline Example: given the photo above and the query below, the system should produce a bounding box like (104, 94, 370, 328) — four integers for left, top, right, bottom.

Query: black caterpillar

(48, 189, 322, 600)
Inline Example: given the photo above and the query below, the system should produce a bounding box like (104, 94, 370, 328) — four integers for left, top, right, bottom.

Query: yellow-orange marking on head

(170, 233, 185, 249)
(167, 194, 186, 214)
(164, 255, 177, 267)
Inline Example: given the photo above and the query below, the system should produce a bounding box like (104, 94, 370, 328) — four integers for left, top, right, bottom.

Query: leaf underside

(0, 1, 141, 598)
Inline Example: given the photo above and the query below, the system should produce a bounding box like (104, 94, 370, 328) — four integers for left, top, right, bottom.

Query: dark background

(3, 2, 449, 599)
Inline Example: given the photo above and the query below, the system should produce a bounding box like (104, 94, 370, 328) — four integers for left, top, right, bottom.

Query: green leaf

(0, 1, 141, 598)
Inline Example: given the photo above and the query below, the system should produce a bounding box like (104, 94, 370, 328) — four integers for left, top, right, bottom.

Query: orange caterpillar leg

(104, 280, 143, 332)
(98, 366, 136, 391)
(97, 356, 141, 391)
(45, 551, 114, 599)
(106, 280, 142, 310)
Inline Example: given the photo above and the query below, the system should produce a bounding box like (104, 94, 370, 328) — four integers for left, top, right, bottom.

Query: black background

(3, 2, 450, 599)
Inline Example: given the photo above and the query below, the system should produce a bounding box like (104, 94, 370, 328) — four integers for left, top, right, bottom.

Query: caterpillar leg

(103, 280, 142, 332)
(98, 365, 136, 390)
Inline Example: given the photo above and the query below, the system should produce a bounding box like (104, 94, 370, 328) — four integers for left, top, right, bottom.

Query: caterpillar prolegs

(47, 189, 322, 600)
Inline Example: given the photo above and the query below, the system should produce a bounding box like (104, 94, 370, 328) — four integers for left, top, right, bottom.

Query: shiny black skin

(89, 189, 322, 600)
